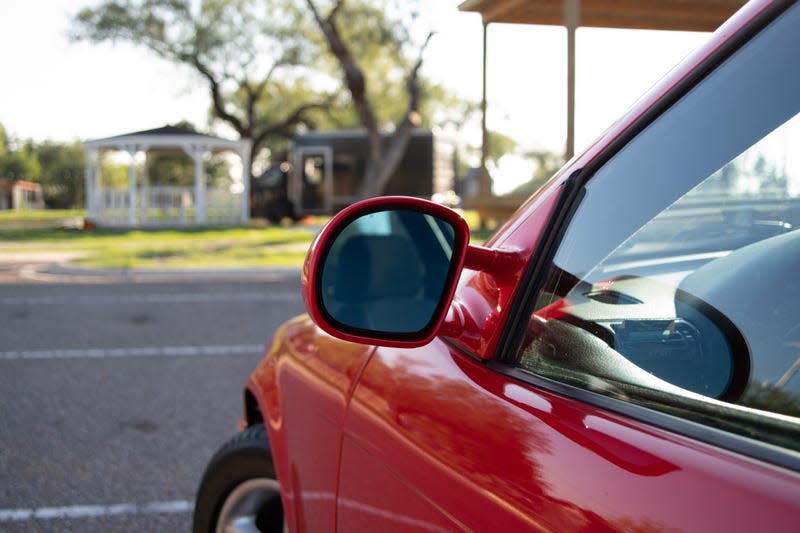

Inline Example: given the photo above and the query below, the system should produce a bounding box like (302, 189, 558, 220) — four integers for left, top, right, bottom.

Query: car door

(336, 2, 800, 531)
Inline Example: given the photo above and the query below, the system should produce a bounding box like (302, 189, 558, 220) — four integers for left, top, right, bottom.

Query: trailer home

(252, 129, 457, 221)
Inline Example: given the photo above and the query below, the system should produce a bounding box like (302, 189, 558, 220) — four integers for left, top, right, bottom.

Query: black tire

(193, 424, 285, 533)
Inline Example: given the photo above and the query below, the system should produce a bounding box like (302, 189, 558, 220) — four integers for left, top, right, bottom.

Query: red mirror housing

(301, 196, 471, 348)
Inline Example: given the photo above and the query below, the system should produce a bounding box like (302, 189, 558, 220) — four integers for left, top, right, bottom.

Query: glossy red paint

(444, 182, 565, 359)
(339, 338, 800, 531)
(247, 316, 375, 532)
(226, 1, 800, 532)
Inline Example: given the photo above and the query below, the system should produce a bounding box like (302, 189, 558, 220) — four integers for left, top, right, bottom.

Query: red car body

(205, 1, 800, 531)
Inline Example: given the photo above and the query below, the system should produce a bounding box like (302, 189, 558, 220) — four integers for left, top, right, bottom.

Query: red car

(194, 0, 800, 531)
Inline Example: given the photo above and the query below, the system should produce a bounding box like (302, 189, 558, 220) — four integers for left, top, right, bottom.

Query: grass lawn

(0, 210, 315, 269)
(0, 209, 495, 270)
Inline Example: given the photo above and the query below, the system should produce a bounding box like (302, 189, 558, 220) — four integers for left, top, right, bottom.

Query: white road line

(0, 292, 298, 305)
(0, 344, 265, 361)
(0, 500, 193, 522)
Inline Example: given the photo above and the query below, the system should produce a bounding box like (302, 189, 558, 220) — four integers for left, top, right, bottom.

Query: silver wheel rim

(216, 478, 286, 533)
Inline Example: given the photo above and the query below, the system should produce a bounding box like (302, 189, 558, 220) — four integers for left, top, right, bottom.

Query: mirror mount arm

(464, 244, 526, 278)
(440, 245, 528, 354)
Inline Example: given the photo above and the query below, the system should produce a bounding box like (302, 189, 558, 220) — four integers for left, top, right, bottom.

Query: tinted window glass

(517, 4, 800, 451)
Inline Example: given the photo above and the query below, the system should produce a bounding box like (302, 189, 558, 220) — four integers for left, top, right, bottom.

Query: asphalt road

(0, 269, 306, 532)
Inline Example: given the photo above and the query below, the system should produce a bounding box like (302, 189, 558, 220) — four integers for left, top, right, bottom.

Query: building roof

(84, 124, 249, 153)
(86, 124, 226, 145)
(458, 0, 747, 32)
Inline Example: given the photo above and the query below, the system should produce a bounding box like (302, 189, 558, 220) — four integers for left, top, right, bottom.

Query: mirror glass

(319, 209, 456, 334)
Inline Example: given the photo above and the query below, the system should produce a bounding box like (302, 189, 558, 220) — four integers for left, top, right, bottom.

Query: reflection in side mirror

(319, 209, 456, 335)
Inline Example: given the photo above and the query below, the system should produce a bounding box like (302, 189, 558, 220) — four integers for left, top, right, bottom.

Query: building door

(292, 147, 333, 215)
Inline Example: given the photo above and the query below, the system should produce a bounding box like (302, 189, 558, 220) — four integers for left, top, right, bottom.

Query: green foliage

(0, 148, 41, 181)
(0, 123, 7, 158)
(506, 149, 565, 197)
(30, 140, 85, 208)
(99, 157, 129, 189)
(70, 0, 325, 175)
(146, 153, 232, 187)
(487, 131, 517, 165)
(742, 383, 800, 418)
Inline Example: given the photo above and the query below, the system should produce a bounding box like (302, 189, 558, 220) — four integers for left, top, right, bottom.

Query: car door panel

(338, 338, 800, 531)
(253, 316, 376, 532)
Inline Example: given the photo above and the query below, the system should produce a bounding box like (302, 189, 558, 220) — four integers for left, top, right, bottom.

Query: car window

(516, 3, 800, 452)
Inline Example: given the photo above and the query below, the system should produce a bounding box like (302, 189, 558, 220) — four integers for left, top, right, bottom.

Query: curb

(20, 262, 302, 284)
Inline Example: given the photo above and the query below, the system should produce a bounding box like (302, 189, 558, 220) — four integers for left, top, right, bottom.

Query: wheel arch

(243, 386, 265, 428)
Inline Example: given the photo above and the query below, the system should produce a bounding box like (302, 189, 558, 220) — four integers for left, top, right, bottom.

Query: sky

(0, 1, 710, 192)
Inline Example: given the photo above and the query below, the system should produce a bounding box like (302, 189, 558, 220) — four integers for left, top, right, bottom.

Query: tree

(31, 140, 85, 208)
(70, 0, 331, 177)
(146, 154, 227, 187)
(304, 0, 433, 197)
(487, 131, 518, 166)
(0, 123, 8, 158)
(0, 148, 41, 182)
(506, 149, 565, 197)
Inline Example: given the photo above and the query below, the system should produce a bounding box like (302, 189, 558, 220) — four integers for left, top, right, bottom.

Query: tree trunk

(306, 0, 431, 199)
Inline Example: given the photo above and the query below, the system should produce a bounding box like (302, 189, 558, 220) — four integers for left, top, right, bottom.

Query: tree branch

(305, 0, 380, 139)
(187, 54, 248, 136)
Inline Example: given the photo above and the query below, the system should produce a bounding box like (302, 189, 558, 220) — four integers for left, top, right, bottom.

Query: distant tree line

(0, 123, 85, 209)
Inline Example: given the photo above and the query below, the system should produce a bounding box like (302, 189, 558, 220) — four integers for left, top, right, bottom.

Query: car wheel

(193, 424, 286, 533)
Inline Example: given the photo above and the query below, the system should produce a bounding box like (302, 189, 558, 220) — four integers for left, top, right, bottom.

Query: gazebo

(83, 125, 252, 227)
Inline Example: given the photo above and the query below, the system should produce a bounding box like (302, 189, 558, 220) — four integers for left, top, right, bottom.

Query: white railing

(90, 187, 243, 227)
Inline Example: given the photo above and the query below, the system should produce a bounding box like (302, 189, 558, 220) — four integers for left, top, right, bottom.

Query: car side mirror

(301, 197, 470, 347)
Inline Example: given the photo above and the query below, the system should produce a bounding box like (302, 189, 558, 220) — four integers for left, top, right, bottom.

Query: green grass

(0, 211, 317, 270)
(0, 209, 86, 221)
(0, 209, 493, 270)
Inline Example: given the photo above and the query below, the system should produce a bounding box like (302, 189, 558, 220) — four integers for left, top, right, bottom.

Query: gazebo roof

(459, 0, 747, 32)
(84, 124, 247, 153)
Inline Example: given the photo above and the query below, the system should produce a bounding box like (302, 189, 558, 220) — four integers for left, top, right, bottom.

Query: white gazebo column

(240, 140, 252, 224)
(84, 148, 97, 219)
(142, 152, 150, 224)
(94, 151, 104, 219)
(126, 148, 138, 225)
(191, 146, 207, 224)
